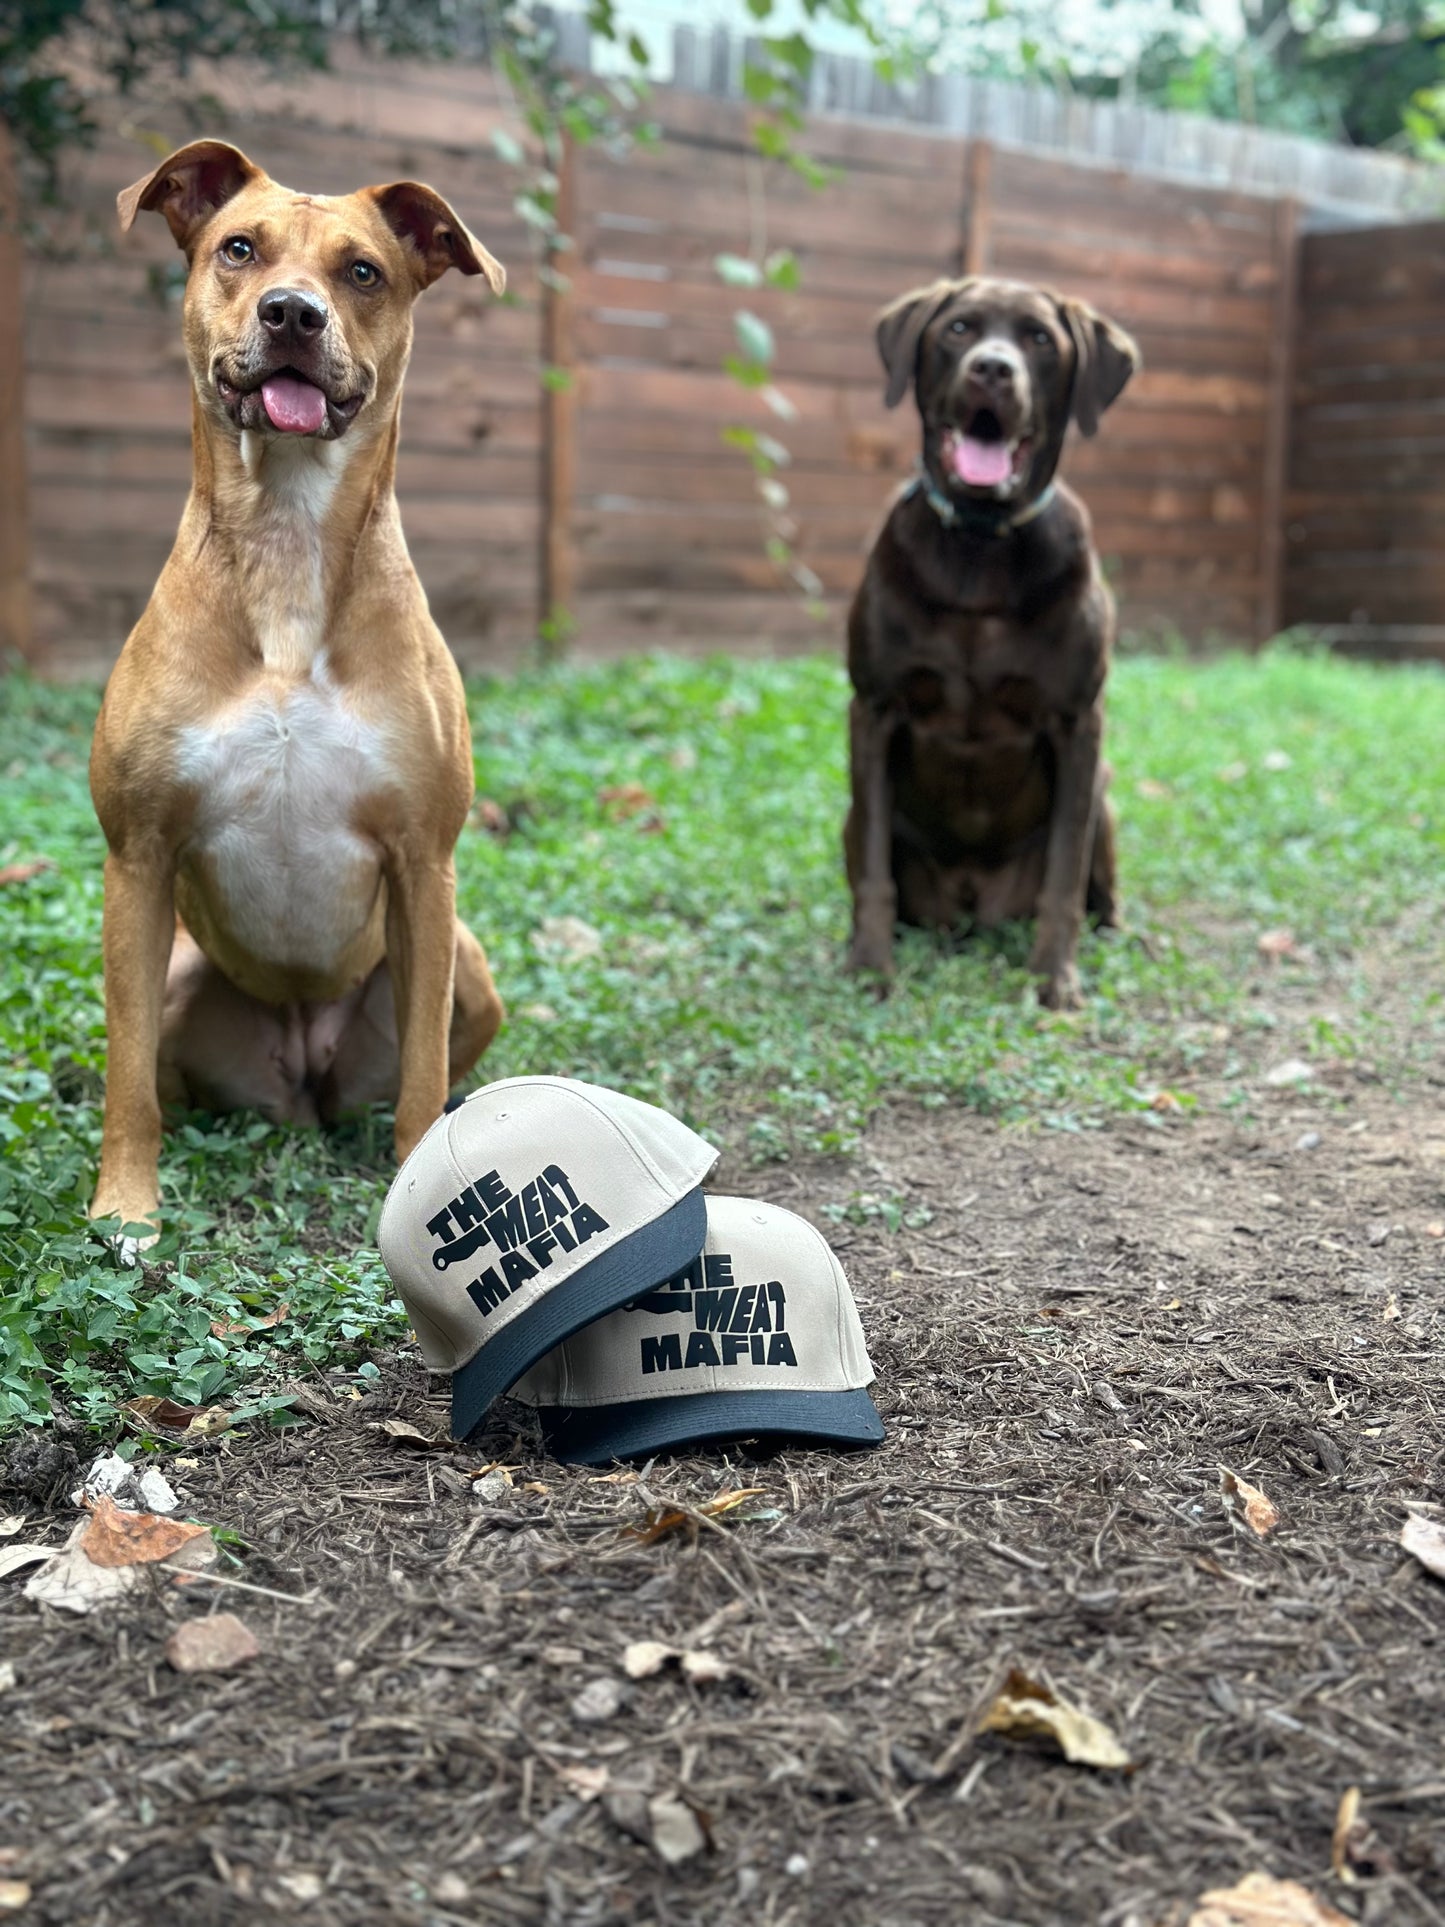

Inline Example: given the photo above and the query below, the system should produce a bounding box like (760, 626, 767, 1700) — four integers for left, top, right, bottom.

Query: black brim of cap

(533, 1386, 885, 1467)
(450, 1187, 707, 1442)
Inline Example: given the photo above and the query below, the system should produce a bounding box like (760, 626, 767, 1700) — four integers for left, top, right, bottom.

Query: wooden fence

(7, 48, 1444, 675)
(1284, 221, 1445, 657)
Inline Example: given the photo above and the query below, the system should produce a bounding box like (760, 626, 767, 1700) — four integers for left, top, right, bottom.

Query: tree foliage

(905, 0, 1445, 154)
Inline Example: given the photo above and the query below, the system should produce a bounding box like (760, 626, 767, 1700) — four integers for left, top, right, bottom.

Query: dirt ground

(4, 1069, 1445, 1927)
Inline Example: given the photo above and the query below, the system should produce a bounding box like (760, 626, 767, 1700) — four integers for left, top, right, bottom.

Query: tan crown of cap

(377, 1076, 718, 1374)
(510, 1194, 874, 1408)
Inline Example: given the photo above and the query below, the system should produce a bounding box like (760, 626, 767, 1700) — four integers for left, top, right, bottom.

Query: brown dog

(89, 141, 507, 1249)
(845, 276, 1140, 1008)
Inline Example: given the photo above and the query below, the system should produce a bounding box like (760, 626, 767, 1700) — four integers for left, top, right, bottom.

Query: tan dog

(89, 140, 506, 1249)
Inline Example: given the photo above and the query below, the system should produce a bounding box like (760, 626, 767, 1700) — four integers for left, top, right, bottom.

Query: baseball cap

(508, 1195, 885, 1464)
(378, 1076, 718, 1440)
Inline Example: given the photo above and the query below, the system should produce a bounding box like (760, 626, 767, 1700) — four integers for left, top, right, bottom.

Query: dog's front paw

(1029, 941, 1083, 1011)
(846, 932, 896, 980)
(89, 1199, 160, 1267)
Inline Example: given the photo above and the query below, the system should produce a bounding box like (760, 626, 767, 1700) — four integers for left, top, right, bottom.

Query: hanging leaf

(763, 249, 801, 290)
(734, 310, 776, 366)
(714, 253, 763, 287)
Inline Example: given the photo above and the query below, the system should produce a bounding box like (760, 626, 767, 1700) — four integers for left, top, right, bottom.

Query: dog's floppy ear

(366, 181, 506, 294)
(117, 141, 261, 250)
(1057, 298, 1141, 438)
(876, 279, 965, 410)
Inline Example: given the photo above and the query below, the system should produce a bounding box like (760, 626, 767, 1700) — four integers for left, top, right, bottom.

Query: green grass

(2, 644, 1443, 1432)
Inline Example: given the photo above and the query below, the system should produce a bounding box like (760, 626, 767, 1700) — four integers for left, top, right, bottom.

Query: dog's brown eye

(220, 236, 254, 265)
(349, 260, 381, 288)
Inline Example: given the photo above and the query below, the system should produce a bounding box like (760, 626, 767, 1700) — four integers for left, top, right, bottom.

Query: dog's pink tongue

(952, 436, 1012, 488)
(261, 376, 327, 434)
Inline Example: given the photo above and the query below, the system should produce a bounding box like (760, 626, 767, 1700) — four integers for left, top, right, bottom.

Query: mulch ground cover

(4, 1069, 1443, 1927)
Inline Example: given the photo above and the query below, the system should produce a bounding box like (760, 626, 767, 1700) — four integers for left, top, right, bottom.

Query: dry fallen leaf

(469, 1461, 515, 1485)
(0, 1543, 55, 1581)
(626, 1487, 766, 1546)
(589, 1470, 639, 1486)
(1263, 1059, 1312, 1088)
(646, 1794, 708, 1865)
(622, 1640, 731, 1685)
(1331, 1785, 1362, 1881)
(274, 1871, 325, 1905)
(603, 1788, 708, 1865)
(1380, 1292, 1401, 1322)
(209, 1303, 288, 1338)
(977, 1667, 1131, 1770)
(1256, 928, 1298, 960)
(598, 782, 657, 818)
(624, 1640, 678, 1680)
(1425, 1222, 1444, 1239)
(0, 1514, 28, 1537)
(166, 1612, 261, 1674)
(530, 915, 603, 963)
(125, 1395, 216, 1430)
(0, 1880, 32, 1912)
(1186, 1871, 1354, 1926)
(368, 1418, 452, 1451)
(1329, 1783, 1393, 1883)
(680, 1649, 730, 1685)
(0, 1662, 17, 1694)
(557, 1762, 609, 1802)
(80, 1493, 210, 1568)
(185, 1406, 232, 1437)
(0, 858, 54, 887)
(1220, 1468, 1280, 1538)
(23, 1520, 140, 1614)
(1400, 1512, 1445, 1580)
(471, 796, 512, 837)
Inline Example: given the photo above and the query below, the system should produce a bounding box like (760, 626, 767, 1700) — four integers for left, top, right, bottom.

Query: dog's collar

(904, 461, 1056, 537)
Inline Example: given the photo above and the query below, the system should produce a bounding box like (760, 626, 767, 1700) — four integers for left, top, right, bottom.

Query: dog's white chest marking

(178, 658, 394, 976)
(235, 432, 347, 677)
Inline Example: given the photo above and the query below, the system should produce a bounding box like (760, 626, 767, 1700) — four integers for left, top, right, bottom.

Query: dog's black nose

(969, 351, 1017, 392)
(257, 287, 329, 343)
